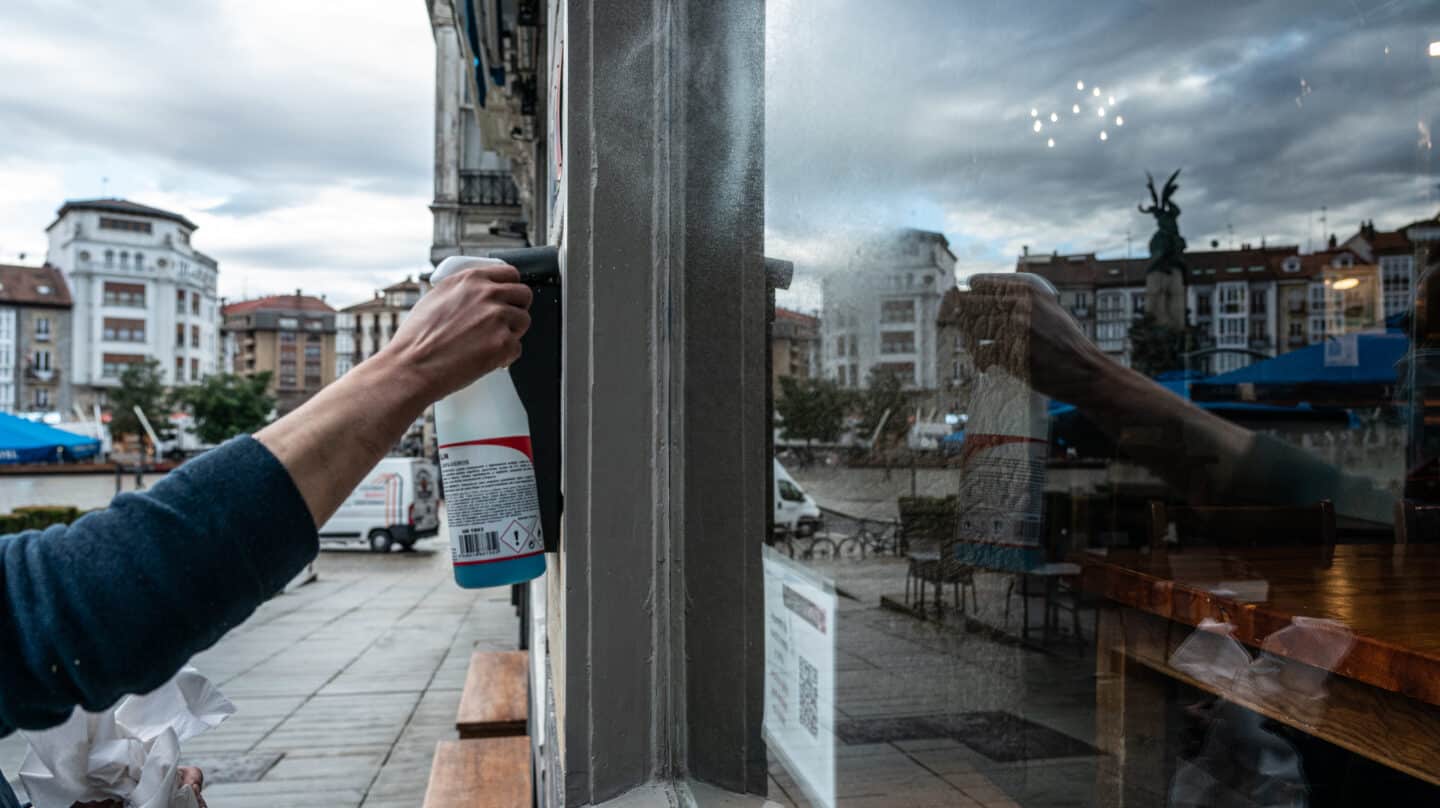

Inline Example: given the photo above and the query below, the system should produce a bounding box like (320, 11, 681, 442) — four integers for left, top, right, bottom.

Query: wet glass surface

(763, 2, 1440, 805)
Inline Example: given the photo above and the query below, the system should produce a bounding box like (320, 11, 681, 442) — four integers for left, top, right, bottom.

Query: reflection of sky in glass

(767, 0, 1440, 309)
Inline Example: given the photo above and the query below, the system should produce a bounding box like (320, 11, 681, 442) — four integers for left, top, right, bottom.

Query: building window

(303, 344, 322, 359)
(134, 252, 144, 269)
(880, 331, 916, 354)
(176, 324, 185, 347)
(191, 358, 199, 380)
(881, 300, 915, 323)
(99, 217, 153, 234)
(278, 317, 300, 330)
(874, 362, 916, 385)
(280, 331, 297, 345)
(34, 317, 50, 341)
(192, 294, 200, 315)
(104, 250, 114, 266)
(33, 350, 51, 371)
(190, 325, 200, 348)
(103, 282, 146, 308)
(848, 335, 858, 358)
(102, 354, 145, 379)
(1218, 283, 1247, 315)
(1250, 293, 1267, 314)
(305, 319, 325, 331)
(33, 387, 50, 409)
(1196, 293, 1212, 316)
(175, 356, 185, 382)
(1290, 321, 1304, 337)
(177, 290, 186, 314)
(103, 318, 146, 343)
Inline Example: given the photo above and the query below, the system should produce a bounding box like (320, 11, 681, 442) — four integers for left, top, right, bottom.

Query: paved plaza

(1, 538, 517, 808)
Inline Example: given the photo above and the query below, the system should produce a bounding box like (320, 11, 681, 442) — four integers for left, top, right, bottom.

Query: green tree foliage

(171, 372, 277, 445)
(857, 367, 912, 445)
(1128, 314, 1192, 377)
(776, 376, 851, 447)
(109, 358, 174, 443)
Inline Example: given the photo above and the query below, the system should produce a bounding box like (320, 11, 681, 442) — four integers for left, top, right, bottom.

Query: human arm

(0, 260, 531, 737)
(256, 260, 531, 527)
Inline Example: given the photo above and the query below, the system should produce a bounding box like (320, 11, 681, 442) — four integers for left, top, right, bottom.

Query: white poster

(762, 547, 836, 808)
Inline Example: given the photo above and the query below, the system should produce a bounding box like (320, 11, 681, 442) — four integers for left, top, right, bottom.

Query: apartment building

(0, 264, 72, 413)
(821, 228, 956, 390)
(772, 307, 820, 386)
(44, 199, 220, 407)
(221, 292, 338, 414)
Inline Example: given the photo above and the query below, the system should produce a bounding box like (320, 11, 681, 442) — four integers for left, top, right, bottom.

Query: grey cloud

(767, 0, 1440, 280)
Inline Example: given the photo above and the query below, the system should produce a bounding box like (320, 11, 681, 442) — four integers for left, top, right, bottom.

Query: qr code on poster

(797, 656, 819, 737)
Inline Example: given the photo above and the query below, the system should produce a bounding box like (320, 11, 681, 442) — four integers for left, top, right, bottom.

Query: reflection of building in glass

(1023, 216, 1436, 373)
(772, 307, 820, 385)
(821, 229, 955, 390)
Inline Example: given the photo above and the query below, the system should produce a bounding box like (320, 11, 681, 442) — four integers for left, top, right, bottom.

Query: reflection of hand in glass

(949, 274, 1393, 522)
(952, 273, 1254, 504)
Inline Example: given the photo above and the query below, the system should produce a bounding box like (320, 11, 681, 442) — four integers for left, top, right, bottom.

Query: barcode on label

(458, 528, 500, 556)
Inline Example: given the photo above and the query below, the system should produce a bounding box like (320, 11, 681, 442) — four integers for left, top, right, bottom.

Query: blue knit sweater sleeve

(0, 435, 318, 736)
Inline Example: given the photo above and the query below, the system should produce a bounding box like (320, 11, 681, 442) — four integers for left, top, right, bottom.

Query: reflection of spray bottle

(430, 256, 547, 589)
(954, 273, 1054, 572)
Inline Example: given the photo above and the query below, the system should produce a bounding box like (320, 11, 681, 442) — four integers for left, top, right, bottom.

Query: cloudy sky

(768, 0, 1440, 312)
(0, 0, 434, 308)
(3, 2, 1438, 313)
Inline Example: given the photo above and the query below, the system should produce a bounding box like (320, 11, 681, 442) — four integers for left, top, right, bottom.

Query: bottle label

(439, 436, 544, 566)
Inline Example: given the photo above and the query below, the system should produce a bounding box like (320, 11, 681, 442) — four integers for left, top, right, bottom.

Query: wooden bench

(422, 738, 531, 808)
(456, 650, 529, 738)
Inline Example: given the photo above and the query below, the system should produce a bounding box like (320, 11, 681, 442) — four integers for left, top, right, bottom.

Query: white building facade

(821, 229, 956, 390)
(334, 311, 355, 377)
(44, 199, 220, 405)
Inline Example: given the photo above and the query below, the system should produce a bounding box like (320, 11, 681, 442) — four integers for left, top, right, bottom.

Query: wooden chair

(1149, 500, 1337, 553)
(1396, 499, 1440, 544)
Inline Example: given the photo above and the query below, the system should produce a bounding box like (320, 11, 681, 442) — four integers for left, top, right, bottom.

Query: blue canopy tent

(1050, 376, 1351, 458)
(1189, 331, 1409, 408)
(0, 412, 101, 464)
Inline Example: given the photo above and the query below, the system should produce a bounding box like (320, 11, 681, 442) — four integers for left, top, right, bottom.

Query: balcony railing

(460, 170, 521, 207)
(26, 366, 57, 382)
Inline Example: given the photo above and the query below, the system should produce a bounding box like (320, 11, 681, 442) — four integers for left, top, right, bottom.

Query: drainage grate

(180, 753, 284, 784)
(836, 712, 1100, 762)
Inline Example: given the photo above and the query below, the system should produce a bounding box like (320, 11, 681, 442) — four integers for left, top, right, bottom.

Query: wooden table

(1081, 544, 1440, 806)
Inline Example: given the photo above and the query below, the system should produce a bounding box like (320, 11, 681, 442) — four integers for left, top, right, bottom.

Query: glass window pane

(765, 3, 1439, 806)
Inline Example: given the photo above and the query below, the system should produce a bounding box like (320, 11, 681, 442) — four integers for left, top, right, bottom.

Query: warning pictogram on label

(440, 437, 542, 565)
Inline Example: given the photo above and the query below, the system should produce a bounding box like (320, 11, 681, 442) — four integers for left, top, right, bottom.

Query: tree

(172, 372, 277, 445)
(109, 358, 174, 444)
(856, 367, 912, 446)
(776, 376, 851, 449)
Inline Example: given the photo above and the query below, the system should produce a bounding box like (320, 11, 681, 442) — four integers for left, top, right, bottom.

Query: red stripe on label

(454, 549, 545, 567)
(960, 433, 1047, 465)
(438, 435, 534, 461)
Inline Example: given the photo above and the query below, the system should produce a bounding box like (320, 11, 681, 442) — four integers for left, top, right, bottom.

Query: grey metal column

(557, 0, 767, 803)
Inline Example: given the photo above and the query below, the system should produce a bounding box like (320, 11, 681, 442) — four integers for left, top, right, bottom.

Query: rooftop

(223, 292, 335, 317)
(0, 264, 72, 307)
(48, 198, 198, 232)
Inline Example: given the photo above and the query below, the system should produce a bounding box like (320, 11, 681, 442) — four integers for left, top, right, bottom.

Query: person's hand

(381, 261, 534, 401)
(70, 767, 205, 808)
(949, 273, 1116, 406)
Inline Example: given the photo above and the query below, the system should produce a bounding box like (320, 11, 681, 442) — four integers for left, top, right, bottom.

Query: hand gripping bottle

(430, 256, 546, 588)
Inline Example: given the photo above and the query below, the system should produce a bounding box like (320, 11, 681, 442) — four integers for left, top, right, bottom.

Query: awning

(0, 412, 102, 464)
(1190, 331, 1408, 406)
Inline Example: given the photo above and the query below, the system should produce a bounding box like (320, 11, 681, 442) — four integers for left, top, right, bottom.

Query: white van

(318, 457, 441, 552)
(774, 459, 822, 537)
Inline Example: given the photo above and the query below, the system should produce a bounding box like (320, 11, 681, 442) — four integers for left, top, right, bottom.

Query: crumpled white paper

(18, 667, 234, 808)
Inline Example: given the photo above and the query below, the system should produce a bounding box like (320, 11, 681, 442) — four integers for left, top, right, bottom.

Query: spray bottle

(954, 272, 1055, 572)
(430, 256, 546, 588)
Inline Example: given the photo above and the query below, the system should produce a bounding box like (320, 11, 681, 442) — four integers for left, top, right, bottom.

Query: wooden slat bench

(456, 649, 529, 738)
(422, 738, 531, 808)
